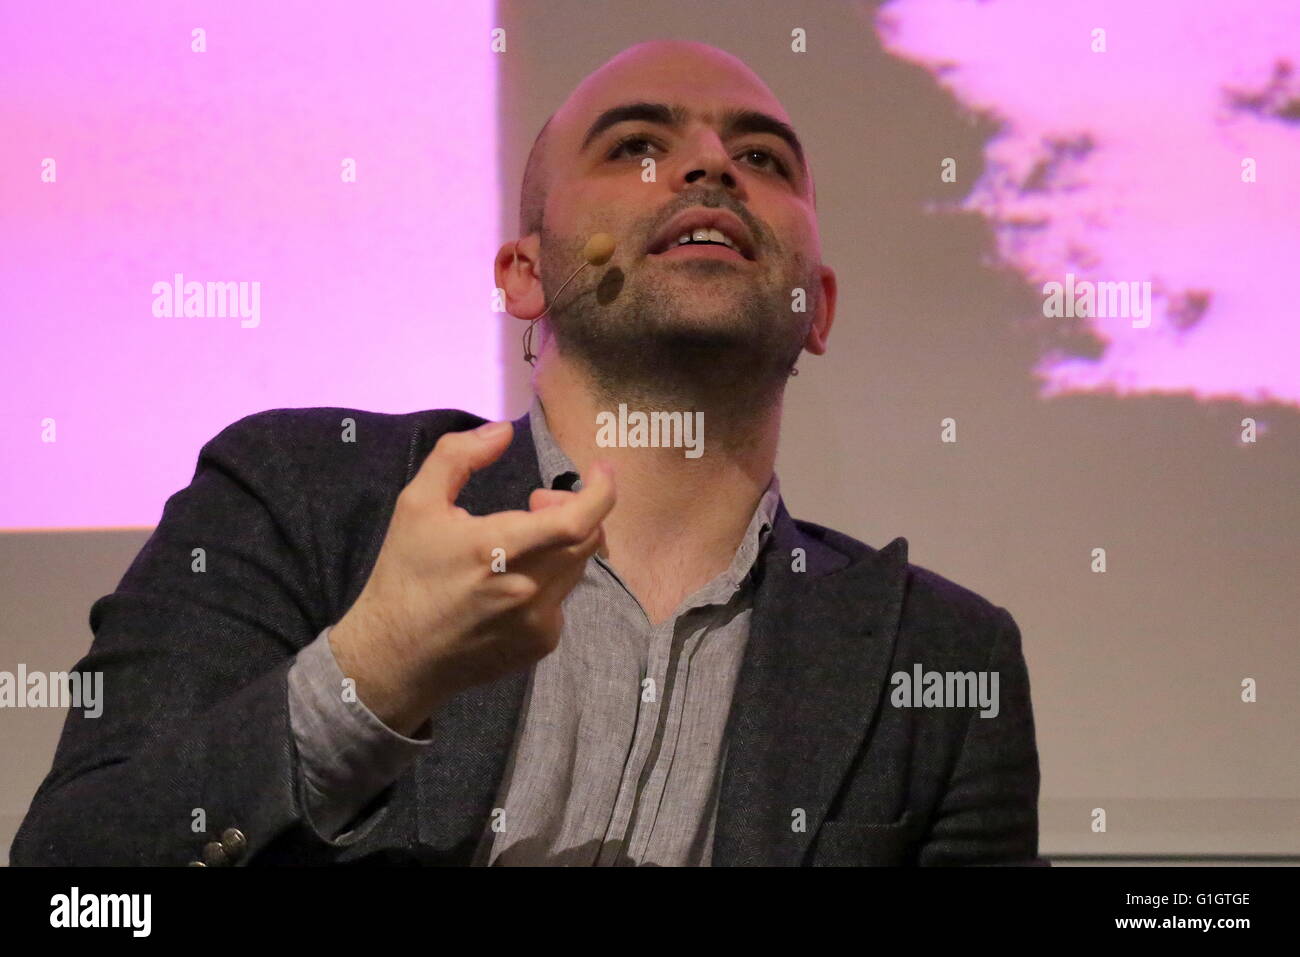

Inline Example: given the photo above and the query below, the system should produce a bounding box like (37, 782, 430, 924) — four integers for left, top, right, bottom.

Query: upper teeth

(676, 227, 737, 251)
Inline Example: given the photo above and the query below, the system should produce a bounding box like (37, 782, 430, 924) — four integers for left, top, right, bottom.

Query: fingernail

(475, 421, 511, 439)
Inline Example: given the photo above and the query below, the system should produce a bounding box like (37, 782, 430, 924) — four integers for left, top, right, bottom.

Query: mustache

(639, 188, 769, 253)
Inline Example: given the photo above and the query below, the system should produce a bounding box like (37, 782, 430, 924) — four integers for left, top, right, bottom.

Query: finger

(536, 556, 591, 609)
(486, 462, 616, 557)
(413, 421, 514, 505)
(525, 527, 603, 606)
(507, 521, 602, 578)
(554, 523, 604, 566)
(529, 488, 574, 511)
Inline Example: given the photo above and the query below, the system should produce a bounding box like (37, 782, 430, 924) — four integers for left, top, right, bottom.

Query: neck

(532, 348, 782, 594)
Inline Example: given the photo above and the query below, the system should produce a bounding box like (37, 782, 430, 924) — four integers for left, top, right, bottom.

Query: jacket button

(220, 828, 247, 861)
(187, 861, 207, 867)
(202, 841, 229, 867)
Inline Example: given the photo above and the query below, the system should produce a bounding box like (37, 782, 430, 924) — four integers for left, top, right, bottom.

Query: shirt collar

(527, 393, 781, 583)
(529, 393, 583, 492)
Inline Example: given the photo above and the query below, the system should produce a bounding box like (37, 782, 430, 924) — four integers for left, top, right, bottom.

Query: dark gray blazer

(12, 406, 1043, 866)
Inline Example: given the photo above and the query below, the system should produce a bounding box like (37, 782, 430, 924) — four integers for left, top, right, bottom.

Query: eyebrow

(579, 101, 806, 169)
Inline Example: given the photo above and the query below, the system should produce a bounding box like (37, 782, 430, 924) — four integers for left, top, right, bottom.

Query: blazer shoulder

(905, 561, 1006, 626)
(202, 406, 488, 470)
(210, 405, 486, 444)
(182, 407, 497, 526)
(897, 559, 1016, 669)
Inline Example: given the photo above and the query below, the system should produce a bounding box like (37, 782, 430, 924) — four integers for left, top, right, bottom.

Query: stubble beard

(539, 227, 817, 431)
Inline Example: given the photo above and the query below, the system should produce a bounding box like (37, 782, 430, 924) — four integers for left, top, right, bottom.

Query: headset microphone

(522, 232, 617, 365)
(579, 232, 617, 267)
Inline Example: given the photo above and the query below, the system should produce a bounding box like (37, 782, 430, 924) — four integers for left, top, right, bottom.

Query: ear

(803, 263, 837, 355)
(494, 235, 546, 320)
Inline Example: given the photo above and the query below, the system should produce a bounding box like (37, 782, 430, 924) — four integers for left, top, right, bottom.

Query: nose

(674, 128, 744, 196)
(685, 167, 735, 189)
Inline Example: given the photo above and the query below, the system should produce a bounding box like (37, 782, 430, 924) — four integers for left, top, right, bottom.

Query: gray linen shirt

(287, 396, 779, 865)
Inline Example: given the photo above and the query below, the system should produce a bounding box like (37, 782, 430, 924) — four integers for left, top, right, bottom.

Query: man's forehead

(551, 43, 791, 143)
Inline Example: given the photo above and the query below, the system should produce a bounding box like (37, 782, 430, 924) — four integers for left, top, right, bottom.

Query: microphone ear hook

(522, 258, 589, 365)
(521, 233, 617, 365)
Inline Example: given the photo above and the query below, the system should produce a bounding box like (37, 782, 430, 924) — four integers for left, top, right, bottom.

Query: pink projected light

(876, 0, 1300, 408)
(0, 2, 502, 529)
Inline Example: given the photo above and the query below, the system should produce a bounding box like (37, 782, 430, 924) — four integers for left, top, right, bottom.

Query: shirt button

(220, 827, 247, 861)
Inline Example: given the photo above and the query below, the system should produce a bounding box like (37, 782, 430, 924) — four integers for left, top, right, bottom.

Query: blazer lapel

(713, 503, 910, 865)
(410, 411, 540, 859)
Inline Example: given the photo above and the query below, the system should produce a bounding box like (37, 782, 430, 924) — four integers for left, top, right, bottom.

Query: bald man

(14, 41, 1041, 867)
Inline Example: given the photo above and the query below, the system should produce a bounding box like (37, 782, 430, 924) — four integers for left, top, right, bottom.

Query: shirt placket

(595, 596, 671, 865)
(623, 615, 708, 863)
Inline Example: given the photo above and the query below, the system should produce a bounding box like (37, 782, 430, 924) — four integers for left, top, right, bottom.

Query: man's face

(522, 42, 834, 389)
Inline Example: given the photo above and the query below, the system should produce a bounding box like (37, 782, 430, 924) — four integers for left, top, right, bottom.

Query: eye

(607, 134, 662, 160)
(738, 147, 790, 178)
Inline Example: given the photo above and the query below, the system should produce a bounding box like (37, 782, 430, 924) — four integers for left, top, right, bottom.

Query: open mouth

(652, 231, 750, 262)
(646, 210, 758, 261)
(665, 227, 744, 254)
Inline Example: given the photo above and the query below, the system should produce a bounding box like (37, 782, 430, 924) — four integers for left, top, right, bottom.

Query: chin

(656, 278, 756, 310)
(653, 309, 757, 341)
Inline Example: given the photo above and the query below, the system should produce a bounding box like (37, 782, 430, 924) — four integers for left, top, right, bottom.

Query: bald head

(519, 116, 552, 236)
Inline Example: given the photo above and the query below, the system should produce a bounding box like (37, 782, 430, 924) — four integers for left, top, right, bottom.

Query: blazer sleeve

(10, 412, 348, 866)
(917, 607, 1046, 866)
